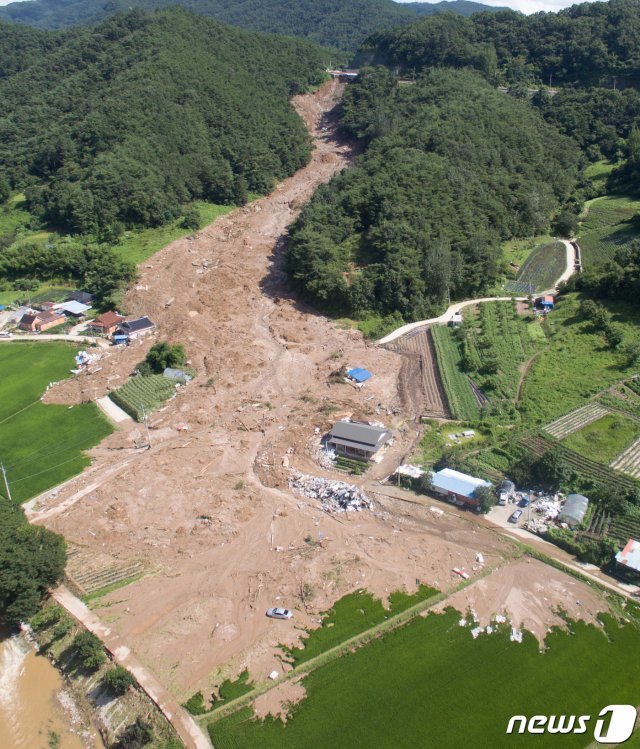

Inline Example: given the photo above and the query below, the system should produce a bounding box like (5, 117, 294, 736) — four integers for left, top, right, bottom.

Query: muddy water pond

(0, 632, 103, 749)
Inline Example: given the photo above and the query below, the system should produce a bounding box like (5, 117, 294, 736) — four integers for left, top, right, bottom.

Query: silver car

(266, 607, 293, 620)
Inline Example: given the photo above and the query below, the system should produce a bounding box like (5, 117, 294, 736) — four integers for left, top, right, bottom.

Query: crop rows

(544, 403, 609, 439)
(109, 374, 176, 421)
(394, 329, 450, 418)
(430, 325, 479, 421)
(609, 517, 640, 545)
(610, 436, 640, 478)
(520, 434, 637, 493)
(504, 240, 566, 294)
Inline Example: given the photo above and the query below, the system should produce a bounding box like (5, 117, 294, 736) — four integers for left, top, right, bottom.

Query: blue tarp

(347, 368, 373, 383)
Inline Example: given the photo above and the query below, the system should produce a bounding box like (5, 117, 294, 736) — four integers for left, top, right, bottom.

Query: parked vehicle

(508, 510, 523, 523)
(0, 331, 13, 338)
(519, 498, 530, 508)
(266, 607, 293, 620)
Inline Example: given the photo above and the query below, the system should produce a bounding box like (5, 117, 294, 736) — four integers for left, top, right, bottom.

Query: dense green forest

(360, 0, 640, 86)
(0, 498, 65, 626)
(286, 67, 581, 323)
(0, 0, 503, 51)
(0, 8, 325, 236)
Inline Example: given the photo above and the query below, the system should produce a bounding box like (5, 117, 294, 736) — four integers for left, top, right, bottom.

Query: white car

(0, 331, 13, 338)
(266, 607, 293, 620)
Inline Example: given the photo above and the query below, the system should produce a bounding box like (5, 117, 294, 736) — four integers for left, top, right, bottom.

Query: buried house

(327, 421, 391, 461)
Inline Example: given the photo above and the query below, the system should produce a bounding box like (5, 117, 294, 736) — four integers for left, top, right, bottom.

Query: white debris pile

(533, 493, 562, 520)
(288, 472, 373, 512)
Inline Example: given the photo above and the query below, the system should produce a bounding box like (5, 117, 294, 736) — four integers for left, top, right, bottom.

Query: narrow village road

(378, 239, 577, 345)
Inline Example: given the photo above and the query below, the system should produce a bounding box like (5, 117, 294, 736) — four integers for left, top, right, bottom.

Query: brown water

(0, 634, 101, 749)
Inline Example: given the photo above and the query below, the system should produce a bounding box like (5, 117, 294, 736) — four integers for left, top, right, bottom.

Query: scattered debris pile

(288, 472, 373, 512)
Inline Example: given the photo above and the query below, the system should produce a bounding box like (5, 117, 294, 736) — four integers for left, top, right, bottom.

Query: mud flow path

(31, 83, 607, 707)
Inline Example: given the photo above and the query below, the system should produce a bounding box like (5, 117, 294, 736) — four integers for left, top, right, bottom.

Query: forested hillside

(0, 0, 506, 51)
(286, 68, 581, 324)
(360, 0, 640, 86)
(0, 8, 325, 236)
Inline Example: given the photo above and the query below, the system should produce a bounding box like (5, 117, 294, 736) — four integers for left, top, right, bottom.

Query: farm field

(417, 420, 487, 466)
(430, 324, 479, 421)
(0, 343, 112, 503)
(584, 159, 617, 197)
(578, 194, 640, 267)
(562, 413, 640, 465)
(544, 403, 610, 439)
(503, 240, 566, 294)
(520, 294, 640, 425)
(209, 608, 640, 749)
(610, 436, 640, 479)
(109, 375, 177, 421)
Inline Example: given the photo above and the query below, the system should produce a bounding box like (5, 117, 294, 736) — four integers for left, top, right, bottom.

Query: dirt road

(32, 82, 609, 713)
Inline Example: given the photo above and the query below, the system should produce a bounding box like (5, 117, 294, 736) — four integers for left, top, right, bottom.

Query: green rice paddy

(0, 343, 112, 503)
(209, 606, 640, 749)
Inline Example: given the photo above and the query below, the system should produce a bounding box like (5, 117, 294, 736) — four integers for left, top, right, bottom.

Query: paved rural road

(377, 239, 577, 345)
(53, 586, 212, 749)
(0, 333, 109, 347)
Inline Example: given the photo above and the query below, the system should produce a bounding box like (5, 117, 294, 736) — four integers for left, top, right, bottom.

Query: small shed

(535, 295, 554, 311)
(615, 539, 640, 576)
(346, 367, 372, 384)
(448, 312, 463, 327)
(430, 468, 491, 507)
(557, 493, 589, 528)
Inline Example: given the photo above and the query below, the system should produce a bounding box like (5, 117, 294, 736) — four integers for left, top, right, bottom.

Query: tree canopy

(0, 8, 326, 235)
(286, 67, 582, 321)
(0, 498, 66, 627)
(0, 0, 504, 52)
(359, 0, 640, 86)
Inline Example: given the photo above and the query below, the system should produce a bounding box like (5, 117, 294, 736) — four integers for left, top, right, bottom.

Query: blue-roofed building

(346, 368, 372, 383)
(430, 468, 491, 507)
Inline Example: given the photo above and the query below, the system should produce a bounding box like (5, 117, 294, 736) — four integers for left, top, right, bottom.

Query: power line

(1, 463, 12, 502)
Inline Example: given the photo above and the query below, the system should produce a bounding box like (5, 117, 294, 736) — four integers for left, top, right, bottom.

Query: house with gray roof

(327, 421, 391, 461)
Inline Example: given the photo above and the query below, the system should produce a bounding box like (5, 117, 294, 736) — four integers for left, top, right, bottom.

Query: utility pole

(1, 463, 12, 502)
(140, 404, 151, 449)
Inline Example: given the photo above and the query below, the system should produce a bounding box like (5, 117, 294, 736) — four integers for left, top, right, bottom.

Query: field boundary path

(0, 333, 108, 347)
(96, 395, 133, 424)
(378, 240, 577, 345)
(52, 586, 212, 749)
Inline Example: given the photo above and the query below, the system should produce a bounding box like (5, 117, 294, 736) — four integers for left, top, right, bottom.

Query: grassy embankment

(0, 343, 112, 503)
(209, 605, 640, 749)
(562, 413, 640, 465)
(0, 194, 236, 305)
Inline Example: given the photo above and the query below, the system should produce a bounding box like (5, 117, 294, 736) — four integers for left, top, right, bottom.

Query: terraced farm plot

(210, 609, 640, 749)
(503, 240, 566, 294)
(109, 375, 177, 421)
(430, 325, 479, 421)
(578, 195, 640, 267)
(610, 436, 640, 479)
(544, 404, 610, 439)
(562, 414, 640, 465)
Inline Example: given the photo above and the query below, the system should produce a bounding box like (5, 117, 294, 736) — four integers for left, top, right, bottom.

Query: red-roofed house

(87, 311, 125, 336)
(19, 310, 66, 332)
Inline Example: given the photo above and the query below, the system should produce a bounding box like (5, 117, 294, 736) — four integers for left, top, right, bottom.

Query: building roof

(558, 493, 589, 526)
(20, 313, 37, 325)
(431, 468, 491, 498)
(38, 310, 65, 322)
(616, 539, 640, 573)
(90, 311, 124, 328)
(56, 301, 91, 315)
(346, 367, 372, 383)
(121, 316, 155, 333)
(329, 421, 390, 450)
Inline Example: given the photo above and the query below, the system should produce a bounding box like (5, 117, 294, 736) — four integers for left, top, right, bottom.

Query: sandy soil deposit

(31, 81, 609, 701)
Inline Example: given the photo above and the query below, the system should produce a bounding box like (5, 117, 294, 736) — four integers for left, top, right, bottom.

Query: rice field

(209, 608, 640, 749)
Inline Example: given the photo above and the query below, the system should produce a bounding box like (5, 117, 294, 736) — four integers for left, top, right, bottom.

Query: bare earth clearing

(29, 83, 608, 708)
